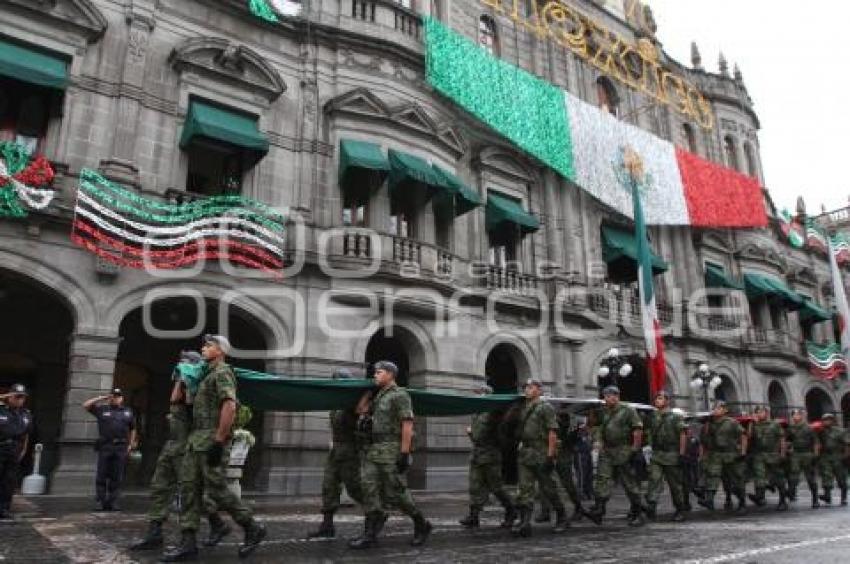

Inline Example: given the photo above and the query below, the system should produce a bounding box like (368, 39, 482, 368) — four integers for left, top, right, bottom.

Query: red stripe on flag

(648, 318, 666, 396)
(675, 147, 767, 228)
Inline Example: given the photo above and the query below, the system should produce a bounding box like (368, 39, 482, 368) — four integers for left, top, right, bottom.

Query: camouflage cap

(525, 378, 543, 388)
(203, 334, 231, 354)
(374, 360, 398, 376)
(9, 383, 27, 396)
(602, 385, 620, 396)
(822, 412, 836, 420)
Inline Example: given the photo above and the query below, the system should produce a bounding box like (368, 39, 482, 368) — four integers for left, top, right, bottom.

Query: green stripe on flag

(424, 17, 574, 180)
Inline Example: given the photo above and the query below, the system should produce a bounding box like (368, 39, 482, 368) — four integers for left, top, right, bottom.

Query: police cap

(9, 383, 27, 396)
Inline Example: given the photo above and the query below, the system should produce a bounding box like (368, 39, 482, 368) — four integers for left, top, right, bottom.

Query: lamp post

(689, 363, 723, 411)
(597, 347, 633, 396)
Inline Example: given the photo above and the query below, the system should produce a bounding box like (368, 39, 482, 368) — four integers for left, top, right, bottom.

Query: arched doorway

(365, 327, 411, 386)
(842, 393, 850, 428)
(0, 270, 74, 478)
(484, 343, 520, 393)
(116, 296, 268, 487)
(805, 388, 835, 422)
(714, 375, 739, 406)
(768, 381, 789, 419)
(618, 354, 650, 405)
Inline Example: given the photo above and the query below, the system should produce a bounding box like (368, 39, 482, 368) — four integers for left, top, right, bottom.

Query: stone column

(99, 1, 156, 187)
(543, 170, 564, 272)
(52, 333, 122, 493)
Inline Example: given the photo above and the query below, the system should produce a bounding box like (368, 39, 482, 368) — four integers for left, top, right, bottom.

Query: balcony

(340, 0, 423, 53)
(475, 264, 539, 296)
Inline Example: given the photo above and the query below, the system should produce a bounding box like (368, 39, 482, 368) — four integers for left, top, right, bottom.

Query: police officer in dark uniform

(83, 388, 137, 511)
(0, 383, 32, 519)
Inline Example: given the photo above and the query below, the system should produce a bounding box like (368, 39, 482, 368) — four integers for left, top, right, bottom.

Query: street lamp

(690, 363, 723, 411)
(597, 347, 633, 396)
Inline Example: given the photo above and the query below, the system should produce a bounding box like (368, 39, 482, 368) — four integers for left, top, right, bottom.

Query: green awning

(338, 139, 389, 201)
(388, 149, 441, 195)
(179, 100, 269, 156)
(0, 39, 68, 90)
(601, 225, 668, 282)
(705, 264, 744, 290)
(485, 193, 540, 234)
(431, 164, 482, 216)
(743, 273, 804, 310)
(234, 369, 521, 416)
(799, 298, 832, 324)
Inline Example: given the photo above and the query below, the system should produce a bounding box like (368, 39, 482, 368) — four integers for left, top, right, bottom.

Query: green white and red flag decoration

(0, 141, 56, 218)
(248, 0, 302, 22)
(805, 218, 829, 253)
(71, 169, 286, 273)
(834, 232, 850, 266)
(806, 342, 846, 380)
(424, 17, 767, 228)
(778, 209, 805, 248)
(829, 234, 850, 365)
(619, 147, 667, 395)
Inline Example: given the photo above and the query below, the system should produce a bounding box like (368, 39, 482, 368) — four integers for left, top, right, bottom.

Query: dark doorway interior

(616, 354, 650, 405)
(485, 343, 520, 394)
(805, 388, 835, 422)
(364, 327, 411, 386)
(116, 297, 267, 487)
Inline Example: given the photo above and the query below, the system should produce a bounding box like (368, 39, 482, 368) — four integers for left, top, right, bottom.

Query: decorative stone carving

(169, 37, 287, 101)
(4, 0, 107, 43)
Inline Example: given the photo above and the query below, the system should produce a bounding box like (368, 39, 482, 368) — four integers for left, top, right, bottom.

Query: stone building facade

(0, 0, 847, 494)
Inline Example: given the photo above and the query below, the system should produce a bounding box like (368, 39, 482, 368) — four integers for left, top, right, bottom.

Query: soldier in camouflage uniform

(785, 409, 820, 508)
(583, 385, 646, 527)
(459, 385, 516, 529)
(698, 400, 748, 514)
(131, 351, 226, 550)
(349, 361, 432, 549)
(307, 369, 365, 538)
(747, 406, 789, 511)
(535, 407, 583, 523)
(817, 412, 849, 506)
(645, 390, 688, 522)
(511, 378, 568, 537)
(162, 335, 266, 562)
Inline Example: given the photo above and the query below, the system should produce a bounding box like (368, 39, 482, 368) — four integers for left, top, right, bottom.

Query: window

(435, 212, 452, 251)
(342, 197, 367, 227)
(0, 77, 52, 156)
(478, 15, 498, 55)
(743, 142, 758, 178)
(681, 123, 697, 153)
(596, 77, 619, 117)
(390, 199, 415, 238)
(723, 135, 739, 171)
(769, 303, 786, 331)
(489, 233, 517, 269)
(186, 141, 244, 196)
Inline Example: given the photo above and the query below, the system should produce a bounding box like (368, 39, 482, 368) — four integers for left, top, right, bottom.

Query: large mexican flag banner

(424, 17, 766, 228)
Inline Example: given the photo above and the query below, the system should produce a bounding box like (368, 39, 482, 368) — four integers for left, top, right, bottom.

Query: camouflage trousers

(360, 458, 422, 518)
(516, 460, 564, 511)
(147, 440, 217, 523)
(751, 453, 785, 489)
(819, 455, 848, 490)
(539, 449, 580, 510)
(646, 460, 685, 508)
(702, 451, 746, 494)
(468, 458, 513, 509)
(593, 450, 643, 501)
(178, 446, 253, 532)
(320, 447, 363, 513)
(786, 452, 818, 488)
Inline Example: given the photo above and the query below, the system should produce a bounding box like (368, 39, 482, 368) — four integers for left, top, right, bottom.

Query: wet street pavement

(2, 486, 849, 563)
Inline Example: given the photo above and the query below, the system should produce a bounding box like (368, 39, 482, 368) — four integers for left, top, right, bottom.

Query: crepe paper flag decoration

(424, 17, 767, 228)
(71, 169, 286, 274)
(0, 141, 56, 218)
(806, 342, 847, 380)
(778, 209, 805, 248)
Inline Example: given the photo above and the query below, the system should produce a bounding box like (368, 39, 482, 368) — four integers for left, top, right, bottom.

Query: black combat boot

(734, 490, 748, 516)
(788, 482, 798, 502)
(644, 501, 657, 520)
(697, 491, 715, 511)
(534, 505, 551, 523)
(511, 505, 533, 537)
(498, 498, 517, 528)
(777, 485, 789, 511)
(459, 506, 480, 529)
(160, 530, 198, 562)
(570, 503, 583, 522)
(410, 514, 433, 547)
(130, 520, 163, 550)
(204, 513, 232, 547)
(840, 487, 848, 506)
(671, 503, 686, 522)
(348, 513, 378, 550)
(626, 497, 646, 527)
(820, 488, 833, 505)
(810, 482, 821, 508)
(748, 487, 767, 507)
(237, 520, 267, 558)
(551, 507, 569, 533)
(581, 498, 607, 525)
(307, 511, 336, 538)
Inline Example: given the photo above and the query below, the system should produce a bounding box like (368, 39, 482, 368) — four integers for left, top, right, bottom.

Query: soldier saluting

(349, 361, 432, 549)
(0, 384, 32, 520)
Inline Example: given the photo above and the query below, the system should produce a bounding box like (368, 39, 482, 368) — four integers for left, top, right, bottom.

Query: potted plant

(226, 404, 256, 498)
